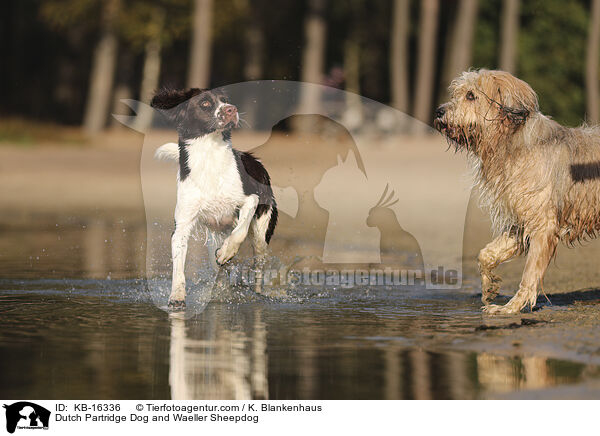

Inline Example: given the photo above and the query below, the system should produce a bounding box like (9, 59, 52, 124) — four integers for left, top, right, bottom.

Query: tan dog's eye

(466, 91, 476, 101)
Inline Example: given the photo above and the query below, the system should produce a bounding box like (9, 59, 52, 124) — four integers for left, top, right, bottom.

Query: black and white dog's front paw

(168, 298, 186, 309)
(168, 286, 186, 309)
(215, 238, 240, 265)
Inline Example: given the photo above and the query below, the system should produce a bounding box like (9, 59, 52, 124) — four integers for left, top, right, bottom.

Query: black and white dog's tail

(155, 142, 179, 161)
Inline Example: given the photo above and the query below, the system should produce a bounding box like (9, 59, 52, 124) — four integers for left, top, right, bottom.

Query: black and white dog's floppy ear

(151, 87, 203, 109)
(151, 87, 203, 123)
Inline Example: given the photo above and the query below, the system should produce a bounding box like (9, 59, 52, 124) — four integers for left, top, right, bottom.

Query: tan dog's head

(434, 69, 539, 155)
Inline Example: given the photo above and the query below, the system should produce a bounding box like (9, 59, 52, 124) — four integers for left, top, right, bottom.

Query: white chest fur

(177, 133, 245, 230)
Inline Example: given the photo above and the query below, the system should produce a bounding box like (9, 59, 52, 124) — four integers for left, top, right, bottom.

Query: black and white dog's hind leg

(251, 205, 276, 258)
(250, 205, 277, 293)
(226, 150, 278, 293)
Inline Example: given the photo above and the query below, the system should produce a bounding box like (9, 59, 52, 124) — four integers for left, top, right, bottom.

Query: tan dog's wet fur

(435, 69, 600, 314)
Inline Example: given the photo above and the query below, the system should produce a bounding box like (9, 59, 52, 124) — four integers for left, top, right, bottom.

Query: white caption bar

(1, 400, 596, 435)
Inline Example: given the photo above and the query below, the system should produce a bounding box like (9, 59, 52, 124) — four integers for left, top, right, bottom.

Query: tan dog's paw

(481, 274, 501, 304)
(482, 303, 521, 315)
(481, 289, 500, 305)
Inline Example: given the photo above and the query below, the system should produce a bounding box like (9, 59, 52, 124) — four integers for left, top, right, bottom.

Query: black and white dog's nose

(219, 104, 238, 123)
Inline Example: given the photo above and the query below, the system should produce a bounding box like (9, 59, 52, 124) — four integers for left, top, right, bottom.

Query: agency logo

(3, 402, 50, 434)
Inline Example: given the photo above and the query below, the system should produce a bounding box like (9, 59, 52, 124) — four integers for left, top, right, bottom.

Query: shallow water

(1, 278, 598, 400)
(1, 215, 600, 400)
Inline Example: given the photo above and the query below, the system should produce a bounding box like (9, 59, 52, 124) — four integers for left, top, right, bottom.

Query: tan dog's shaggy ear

(501, 102, 530, 126)
(487, 72, 538, 127)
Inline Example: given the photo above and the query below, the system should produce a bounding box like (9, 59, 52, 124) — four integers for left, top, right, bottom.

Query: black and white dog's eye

(466, 91, 475, 101)
(201, 100, 211, 108)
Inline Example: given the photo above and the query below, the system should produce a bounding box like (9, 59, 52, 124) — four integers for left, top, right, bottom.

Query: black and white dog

(151, 87, 278, 308)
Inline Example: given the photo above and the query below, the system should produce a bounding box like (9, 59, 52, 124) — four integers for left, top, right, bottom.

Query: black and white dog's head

(151, 87, 239, 140)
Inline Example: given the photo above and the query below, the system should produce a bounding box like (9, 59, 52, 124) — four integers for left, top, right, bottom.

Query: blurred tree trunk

(132, 8, 164, 132)
(413, 0, 439, 128)
(295, 0, 327, 132)
(342, 37, 363, 131)
(243, 9, 265, 129)
(244, 13, 264, 81)
(111, 84, 133, 127)
(83, 0, 120, 134)
(587, 0, 600, 124)
(134, 35, 162, 131)
(111, 51, 134, 127)
(443, 0, 478, 88)
(499, 0, 519, 73)
(187, 0, 213, 89)
(390, 0, 410, 113)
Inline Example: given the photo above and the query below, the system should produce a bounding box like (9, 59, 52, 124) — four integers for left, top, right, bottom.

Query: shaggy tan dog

(434, 69, 600, 314)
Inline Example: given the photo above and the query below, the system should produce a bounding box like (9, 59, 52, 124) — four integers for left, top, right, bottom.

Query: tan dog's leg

(478, 232, 520, 305)
(484, 231, 557, 314)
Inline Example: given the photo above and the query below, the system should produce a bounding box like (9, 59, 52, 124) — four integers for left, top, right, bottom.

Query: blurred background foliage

(519, 0, 589, 127)
(0, 0, 599, 132)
